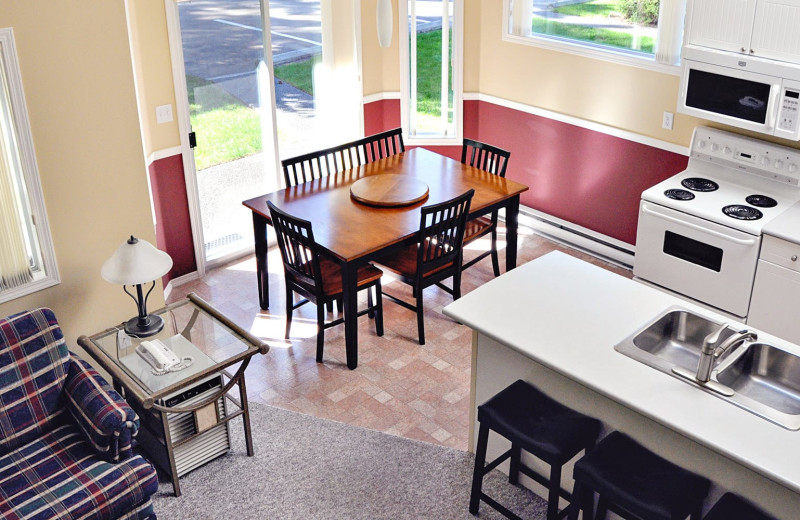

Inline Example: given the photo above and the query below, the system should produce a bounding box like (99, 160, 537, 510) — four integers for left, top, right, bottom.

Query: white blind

(0, 55, 32, 291)
(656, 0, 687, 65)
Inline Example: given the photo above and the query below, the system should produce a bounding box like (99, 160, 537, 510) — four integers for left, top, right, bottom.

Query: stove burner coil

(681, 177, 719, 192)
(664, 189, 695, 201)
(745, 194, 778, 208)
(722, 205, 763, 220)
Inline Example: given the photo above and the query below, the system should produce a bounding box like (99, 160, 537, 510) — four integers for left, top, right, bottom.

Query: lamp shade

(101, 236, 172, 285)
(377, 0, 393, 48)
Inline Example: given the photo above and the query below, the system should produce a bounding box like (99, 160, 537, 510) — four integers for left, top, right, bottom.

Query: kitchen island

(443, 251, 800, 519)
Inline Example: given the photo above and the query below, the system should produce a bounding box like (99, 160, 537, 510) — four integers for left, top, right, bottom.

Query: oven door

(634, 201, 761, 318)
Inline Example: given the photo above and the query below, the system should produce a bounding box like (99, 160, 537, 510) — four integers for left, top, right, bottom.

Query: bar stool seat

(703, 493, 776, 520)
(569, 431, 710, 520)
(470, 380, 602, 520)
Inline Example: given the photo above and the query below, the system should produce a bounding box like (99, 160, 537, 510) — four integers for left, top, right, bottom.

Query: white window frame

(400, 0, 464, 146)
(502, 0, 684, 76)
(0, 28, 59, 304)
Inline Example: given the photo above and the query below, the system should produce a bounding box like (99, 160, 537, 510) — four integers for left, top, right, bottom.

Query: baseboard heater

(517, 207, 635, 269)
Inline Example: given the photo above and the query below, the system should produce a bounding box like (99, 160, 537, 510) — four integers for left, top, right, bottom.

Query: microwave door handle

(766, 84, 781, 132)
(641, 204, 759, 246)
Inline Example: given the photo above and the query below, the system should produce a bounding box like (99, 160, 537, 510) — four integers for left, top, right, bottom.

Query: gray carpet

(151, 402, 548, 519)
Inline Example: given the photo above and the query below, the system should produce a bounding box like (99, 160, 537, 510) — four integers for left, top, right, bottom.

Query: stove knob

(776, 160, 785, 170)
(711, 143, 719, 152)
(790, 163, 799, 173)
(793, 255, 798, 262)
(723, 146, 732, 155)
(761, 156, 771, 166)
(698, 140, 707, 149)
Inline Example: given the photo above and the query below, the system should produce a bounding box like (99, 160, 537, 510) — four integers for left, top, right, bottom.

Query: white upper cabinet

(751, 0, 800, 61)
(687, 0, 800, 62)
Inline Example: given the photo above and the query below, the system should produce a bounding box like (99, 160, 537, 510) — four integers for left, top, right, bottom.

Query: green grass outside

(532, 17, 655, 54)
(187, 75, 262, 170)
(554, 0, 618, 18)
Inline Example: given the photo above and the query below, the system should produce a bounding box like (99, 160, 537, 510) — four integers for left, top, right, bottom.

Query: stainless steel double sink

(615, 306, 800, 430)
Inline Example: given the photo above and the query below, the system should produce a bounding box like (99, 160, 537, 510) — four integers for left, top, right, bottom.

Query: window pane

(408, 0, 455, 137)
(0, 29, 58, 302)
(510, 0, 659, 56)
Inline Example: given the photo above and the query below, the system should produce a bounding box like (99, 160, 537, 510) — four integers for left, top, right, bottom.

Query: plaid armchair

(0, 308, 158, 520)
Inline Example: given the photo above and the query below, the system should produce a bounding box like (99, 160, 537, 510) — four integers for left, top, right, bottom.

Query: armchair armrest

(64, 355, 139, 462)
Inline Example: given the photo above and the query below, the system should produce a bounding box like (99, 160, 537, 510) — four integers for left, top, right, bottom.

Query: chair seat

(0, 423, 158, 520)
(703, 493, 776, 520)
(478, 379, 601, 464)
(375, 243, 454, 279)
(464, 216, 493, 243)
(316, 256, 383, 297)
(573, 431, 710, 520)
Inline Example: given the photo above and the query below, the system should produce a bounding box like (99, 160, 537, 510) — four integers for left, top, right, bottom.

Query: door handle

(641, 203, 758, 246)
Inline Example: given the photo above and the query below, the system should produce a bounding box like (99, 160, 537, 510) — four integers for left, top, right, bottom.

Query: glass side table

(78, 292, 269, 497)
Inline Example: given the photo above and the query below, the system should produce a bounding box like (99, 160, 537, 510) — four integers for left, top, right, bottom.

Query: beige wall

(472, 1, 699, 145)
(361, 0, 401, 96)
(0, 2, 163, 348)
(127, 0, 181, 156)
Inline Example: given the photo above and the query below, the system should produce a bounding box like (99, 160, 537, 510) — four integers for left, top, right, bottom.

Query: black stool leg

(470, 424, 490, 514)
(546, 463, 562, 520)
(568, 481, 593, 520)
(593, 496, 608, 520)
(509, 443, 521, 485)
(690, 505, 703, 520)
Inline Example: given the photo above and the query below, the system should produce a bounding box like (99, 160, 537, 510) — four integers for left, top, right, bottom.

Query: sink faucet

(695, 324, 758, 382)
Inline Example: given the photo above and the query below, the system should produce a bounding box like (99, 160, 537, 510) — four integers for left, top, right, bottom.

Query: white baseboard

(164, 270, 200, 300)
(518, 206, 635, 269)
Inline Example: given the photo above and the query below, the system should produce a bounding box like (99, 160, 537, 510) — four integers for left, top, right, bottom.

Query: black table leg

(341, 260, 359, 370)
(252, 212, 270, 310)
(505, 195, 520, 271)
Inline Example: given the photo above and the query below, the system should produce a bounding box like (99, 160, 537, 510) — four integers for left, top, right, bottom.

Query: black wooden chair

(360, 127, 405, 162)
(281, 140, 367, 187)
(267, 201, 384, 362)
(374, 189, 474, 345)
(461, 138, 511, 277)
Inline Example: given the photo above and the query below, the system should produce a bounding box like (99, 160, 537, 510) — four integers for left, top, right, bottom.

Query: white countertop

(443, 251, 800, 494)
(764, 200, 800, 243)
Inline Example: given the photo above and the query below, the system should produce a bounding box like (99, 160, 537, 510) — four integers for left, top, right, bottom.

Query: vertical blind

(0, 50, 33, 291)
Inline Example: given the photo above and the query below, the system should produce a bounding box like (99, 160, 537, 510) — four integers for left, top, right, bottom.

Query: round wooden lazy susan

(350, 174, 429, 207)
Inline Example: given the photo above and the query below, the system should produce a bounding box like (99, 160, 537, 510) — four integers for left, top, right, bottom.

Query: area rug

(151, 402, 548, 519)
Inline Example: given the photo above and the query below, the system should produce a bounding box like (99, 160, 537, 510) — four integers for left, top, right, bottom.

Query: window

(504, 0, 685, 71)
(400, 0, 463, 144)
(0, 28, 58, 303)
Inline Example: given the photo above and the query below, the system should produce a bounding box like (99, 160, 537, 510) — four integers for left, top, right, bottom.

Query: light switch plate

(156, 104, 173, 124)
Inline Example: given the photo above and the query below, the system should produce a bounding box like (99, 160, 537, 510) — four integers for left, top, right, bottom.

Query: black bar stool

(703, 493, 776, 520)
(569, 431, 711, 520)
(469, 380, 602, 520)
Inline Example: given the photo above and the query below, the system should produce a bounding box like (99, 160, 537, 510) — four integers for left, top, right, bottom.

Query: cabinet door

(747, 260, 800, 344)
(751, 0, 800, 61)
(687, 0, 757, 53)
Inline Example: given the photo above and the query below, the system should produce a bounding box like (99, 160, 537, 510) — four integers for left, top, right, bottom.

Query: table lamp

(101, 235, 173, 337)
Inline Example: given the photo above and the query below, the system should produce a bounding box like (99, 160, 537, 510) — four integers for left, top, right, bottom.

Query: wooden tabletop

(243, 147, 529, 263)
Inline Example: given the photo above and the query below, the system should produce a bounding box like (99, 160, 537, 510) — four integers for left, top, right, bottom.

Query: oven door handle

(641, 203, 759, 246)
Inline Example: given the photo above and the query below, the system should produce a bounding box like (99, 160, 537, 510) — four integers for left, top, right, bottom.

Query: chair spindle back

(462, 138, 510, 177)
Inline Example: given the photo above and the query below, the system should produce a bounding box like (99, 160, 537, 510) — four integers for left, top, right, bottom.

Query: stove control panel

(692, 127, 800, 186)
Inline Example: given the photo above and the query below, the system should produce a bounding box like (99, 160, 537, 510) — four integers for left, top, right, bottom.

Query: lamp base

(124, 314, 165, 338)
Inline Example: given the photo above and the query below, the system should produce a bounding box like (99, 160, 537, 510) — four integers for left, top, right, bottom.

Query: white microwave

(678, 46, 800, 141)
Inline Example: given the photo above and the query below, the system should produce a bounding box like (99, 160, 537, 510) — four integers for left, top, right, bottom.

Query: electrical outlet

(662, 111, 674, 130)
(156, 104, 173, 124)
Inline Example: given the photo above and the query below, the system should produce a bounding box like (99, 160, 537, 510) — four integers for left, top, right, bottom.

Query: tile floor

(167, 225, 631, 451)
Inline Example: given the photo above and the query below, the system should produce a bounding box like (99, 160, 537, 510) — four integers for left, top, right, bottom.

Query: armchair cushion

(0, 308, 70, 457)
(0, 423, 158, 520)
(65, 356, 139, 462)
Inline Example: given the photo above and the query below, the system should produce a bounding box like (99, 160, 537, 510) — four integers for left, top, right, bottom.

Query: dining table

(243, 146, 529, 369)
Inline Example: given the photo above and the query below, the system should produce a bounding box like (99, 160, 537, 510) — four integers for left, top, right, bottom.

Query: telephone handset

(136, 339, 182, 372)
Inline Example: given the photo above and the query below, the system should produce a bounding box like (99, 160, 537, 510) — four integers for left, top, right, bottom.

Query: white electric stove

(634, 127, 800, 318)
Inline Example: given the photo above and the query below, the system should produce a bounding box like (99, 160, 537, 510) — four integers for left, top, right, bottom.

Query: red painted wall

(364, 98, 402, 137)
(148, 154, 196, 282)
(364, 98, 689, 245)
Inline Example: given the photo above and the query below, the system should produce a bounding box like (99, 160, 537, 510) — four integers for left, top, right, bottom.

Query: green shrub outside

(617, 0, 660, 26)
